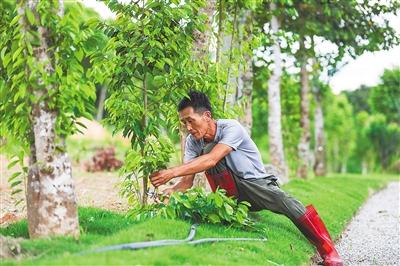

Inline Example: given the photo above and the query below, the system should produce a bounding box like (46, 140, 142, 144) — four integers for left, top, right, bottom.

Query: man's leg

(201, 142, 342, 266)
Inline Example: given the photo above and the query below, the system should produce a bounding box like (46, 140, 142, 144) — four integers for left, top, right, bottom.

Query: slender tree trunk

(237, 10, 253, 136)
(313, 85, 326, 176)
(361, 160, 367, 175)
(96, 86, 107, 121)
(296, 37, 310, 179)
(19, 0, 79, 238)
(192, 0, 217, 59)
(333, 135, 339, 172)
(267, 3, 287, 178)
(341, 163, 347, 174)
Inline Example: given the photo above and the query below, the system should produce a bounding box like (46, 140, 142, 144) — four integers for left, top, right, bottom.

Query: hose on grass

(77, 223, 267, 255)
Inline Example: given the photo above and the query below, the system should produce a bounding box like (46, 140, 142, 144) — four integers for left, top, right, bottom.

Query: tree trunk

(192, 0, 217, 59)
(96, 86, 107, 121)
(237, 10, 253, 136)
(267, 3, 287, 178)
(341, 163, 347, 174)
(19, 0, 79, 238)
(187, 0, 217, 188)
(333, 135, 339, 172)
(313, 85, 326, 176)
(361, 160, 367, 175)
(296, 37, 310, 179)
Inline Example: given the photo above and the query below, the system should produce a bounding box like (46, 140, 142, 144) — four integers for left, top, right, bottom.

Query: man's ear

(204, 111, 211, 121)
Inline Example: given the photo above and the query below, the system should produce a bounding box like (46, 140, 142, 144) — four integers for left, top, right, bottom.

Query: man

(149, 90, 343, 266)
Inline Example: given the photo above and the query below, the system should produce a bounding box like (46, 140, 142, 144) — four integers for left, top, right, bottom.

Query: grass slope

(1, 173, 396, 265)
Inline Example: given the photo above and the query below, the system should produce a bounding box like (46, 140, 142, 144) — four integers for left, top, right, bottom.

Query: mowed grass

(1, 173, 397, 265)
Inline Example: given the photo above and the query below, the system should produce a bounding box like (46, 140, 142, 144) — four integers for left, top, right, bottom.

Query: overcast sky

(82, 0, 400, 94)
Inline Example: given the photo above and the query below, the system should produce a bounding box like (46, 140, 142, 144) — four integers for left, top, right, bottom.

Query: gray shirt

(185, 119, 269, 179)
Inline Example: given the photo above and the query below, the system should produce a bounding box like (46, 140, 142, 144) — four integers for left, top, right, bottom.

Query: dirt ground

(0, 155, 134, 226)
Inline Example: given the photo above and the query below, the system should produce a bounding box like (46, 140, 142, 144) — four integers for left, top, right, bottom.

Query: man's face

(179, 107, 211, 140)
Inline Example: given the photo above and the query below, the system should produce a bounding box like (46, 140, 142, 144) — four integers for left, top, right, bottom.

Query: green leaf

(152, 75, 166, 87)
(13, 47, 23, 61)
(214, 191, 223, 207)
(11, 180, 22, 188)
(224, 203, 234, 216)
(8, 160, 19, 169)
(74, 48, 84, 61)
(208, 213, 221, 223)
(8, 172, 22, 182)
(3, 53, 11, 68)
(25, 8, 36, 25)
(10, 14, 23, 26)
(15, 102, 26, 113)
(11, 189, 23, 196)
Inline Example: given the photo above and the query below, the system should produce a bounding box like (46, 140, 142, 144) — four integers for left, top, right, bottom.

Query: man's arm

(163, 174, 195, 195)
(149, 143, 232, 187)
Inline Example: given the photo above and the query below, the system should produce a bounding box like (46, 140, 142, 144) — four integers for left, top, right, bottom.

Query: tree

(369, 67, 400, 124)
(365, 114, 400, 172)
(342, 85, 371, 115)
(351, 111, 374, 174)
(312, 80, 329, 176)
(1, 0, 96, 238)
(266, 2, 288, 178)
(324, 94, 355, 173)
(280, 0, 399, 177)
(88, 0, 221, 206)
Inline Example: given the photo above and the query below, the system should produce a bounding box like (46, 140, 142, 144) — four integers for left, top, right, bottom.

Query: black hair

(178, 90, 213, 117)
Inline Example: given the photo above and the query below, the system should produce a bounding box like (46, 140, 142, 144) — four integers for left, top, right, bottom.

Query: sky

(81, 0, 400, 94)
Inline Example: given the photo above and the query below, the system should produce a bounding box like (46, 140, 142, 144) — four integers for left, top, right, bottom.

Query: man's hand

(149, 169, 173, 187)
(160, 188, 174, 204)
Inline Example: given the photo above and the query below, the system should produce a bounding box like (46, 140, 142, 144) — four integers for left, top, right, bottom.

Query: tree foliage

(129, 187, 259, 231)
(86, 0, 247, 206)
(369, 67, 400, 124)
(0, 1, 96, 199)
(365, 114, 400, 171)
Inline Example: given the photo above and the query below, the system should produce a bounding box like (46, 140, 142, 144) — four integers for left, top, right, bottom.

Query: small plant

(85, 146, 124, 172)
(127, 187, 263, 232)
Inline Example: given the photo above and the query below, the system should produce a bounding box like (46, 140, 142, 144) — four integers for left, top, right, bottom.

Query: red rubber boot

(294, 205, 343, 266)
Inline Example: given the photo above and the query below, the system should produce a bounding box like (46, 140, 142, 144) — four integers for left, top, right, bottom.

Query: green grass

(1, 173, 397, 265)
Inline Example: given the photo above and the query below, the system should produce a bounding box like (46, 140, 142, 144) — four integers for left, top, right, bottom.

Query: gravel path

(335, 181, 400, 266)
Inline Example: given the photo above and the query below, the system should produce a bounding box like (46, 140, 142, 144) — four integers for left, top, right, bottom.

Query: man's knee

(202, 142, 217, 154)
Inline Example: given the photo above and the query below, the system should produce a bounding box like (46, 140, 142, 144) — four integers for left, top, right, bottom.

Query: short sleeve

(184, 135, 201, 163)
(217, 120, 244, 150)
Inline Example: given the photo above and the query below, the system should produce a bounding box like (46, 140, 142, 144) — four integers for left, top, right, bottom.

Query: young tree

(1, 0, 95, 238)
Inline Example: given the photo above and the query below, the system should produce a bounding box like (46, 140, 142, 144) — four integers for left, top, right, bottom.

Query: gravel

(335, 181, 400, 266)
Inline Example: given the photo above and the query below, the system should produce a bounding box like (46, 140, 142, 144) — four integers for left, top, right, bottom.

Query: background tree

(1, 0, 96, 238)
(365, 115, 400, 172)
(342, 85, 371, 115)
(369, 67, 400, 124)
(324, 93, 355, 173)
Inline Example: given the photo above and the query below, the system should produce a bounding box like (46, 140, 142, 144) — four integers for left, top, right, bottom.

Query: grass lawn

(1, 173, 397, 265)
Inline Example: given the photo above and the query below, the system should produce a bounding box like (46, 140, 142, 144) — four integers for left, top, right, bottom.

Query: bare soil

(1, 156, 132, 226)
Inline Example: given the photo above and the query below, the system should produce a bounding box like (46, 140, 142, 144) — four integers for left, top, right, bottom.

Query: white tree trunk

(19, 0, 79, 238)
(361, 160, 367, 175)
(333, 135, 339, 172)
(267, 3, 287, 178)
(192, 0, 217, 59)
(189, 0, 217, 188)
(296, 38, 310, 179)
(237, 10, 253, 136)
(313, 86, 326, 176)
